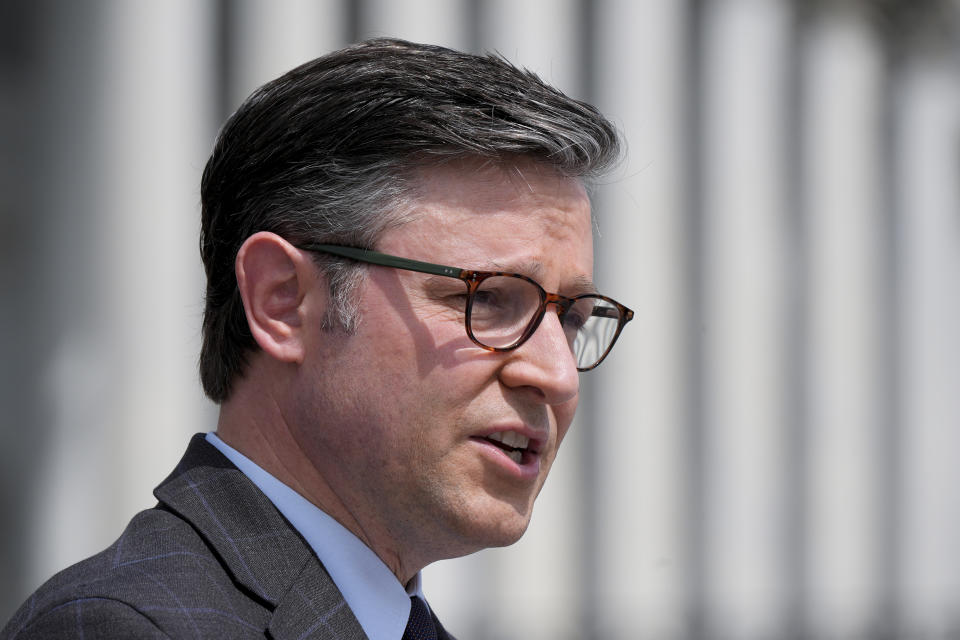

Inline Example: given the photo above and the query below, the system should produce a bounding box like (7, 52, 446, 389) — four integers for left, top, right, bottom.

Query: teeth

(489, 431, 530, 450)
(508, 432, 530, 449)
(507, 449, 522, 464)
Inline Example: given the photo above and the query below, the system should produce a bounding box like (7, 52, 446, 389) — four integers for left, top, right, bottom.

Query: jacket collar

(153, 434, 368, 639)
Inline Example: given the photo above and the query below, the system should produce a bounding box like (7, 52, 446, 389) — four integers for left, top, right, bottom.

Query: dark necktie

(402, 596, 438, 640)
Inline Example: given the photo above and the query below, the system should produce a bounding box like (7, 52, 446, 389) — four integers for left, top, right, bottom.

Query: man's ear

(235, 231, 321, 364)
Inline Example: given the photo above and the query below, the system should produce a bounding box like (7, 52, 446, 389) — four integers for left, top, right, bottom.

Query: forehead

(409, 156, 587, 212)
(399, 157, 593, 256)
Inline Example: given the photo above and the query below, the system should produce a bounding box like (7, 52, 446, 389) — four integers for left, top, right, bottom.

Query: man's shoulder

(2, 505, 270, 639)
(3, 434, 368, 640)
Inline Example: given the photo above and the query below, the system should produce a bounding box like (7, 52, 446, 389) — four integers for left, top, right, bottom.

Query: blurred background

(1, 1, 958, 638)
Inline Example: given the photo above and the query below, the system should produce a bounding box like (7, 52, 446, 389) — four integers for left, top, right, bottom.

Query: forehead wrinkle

(409, 157, 587, 216)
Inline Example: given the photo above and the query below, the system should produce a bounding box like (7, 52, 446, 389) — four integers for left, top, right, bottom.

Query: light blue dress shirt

(206, 432, 425, 640)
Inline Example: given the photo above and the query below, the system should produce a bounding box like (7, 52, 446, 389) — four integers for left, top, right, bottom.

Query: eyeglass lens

(466, 275, 622, 369)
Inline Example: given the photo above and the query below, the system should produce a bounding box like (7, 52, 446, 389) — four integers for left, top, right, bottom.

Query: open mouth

(478, 431, 536, 464)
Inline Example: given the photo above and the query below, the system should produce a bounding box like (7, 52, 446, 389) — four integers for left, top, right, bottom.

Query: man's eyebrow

(567, 274, 598, 296)
(487, 260, 597, 295)
(487, 259, 544, 278)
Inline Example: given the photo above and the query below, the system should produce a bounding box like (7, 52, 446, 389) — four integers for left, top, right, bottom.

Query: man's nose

(498, 309, 579, 405)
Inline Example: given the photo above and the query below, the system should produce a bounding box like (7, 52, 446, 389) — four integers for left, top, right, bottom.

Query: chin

(426, 504, 533, 562)
(483, 525, 529, 550)
(454, 502, 534, 551)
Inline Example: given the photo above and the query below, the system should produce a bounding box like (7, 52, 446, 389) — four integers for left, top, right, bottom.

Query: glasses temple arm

(302, 244, 464, 279)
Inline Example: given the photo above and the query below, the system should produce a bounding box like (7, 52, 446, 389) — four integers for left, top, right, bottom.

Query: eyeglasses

(300, 243, 633, 371)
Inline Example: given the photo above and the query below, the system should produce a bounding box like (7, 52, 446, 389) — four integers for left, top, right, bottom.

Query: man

(3, 39, 631, 639)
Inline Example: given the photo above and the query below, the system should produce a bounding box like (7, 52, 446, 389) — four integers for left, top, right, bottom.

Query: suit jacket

(2, 434, 453, 639)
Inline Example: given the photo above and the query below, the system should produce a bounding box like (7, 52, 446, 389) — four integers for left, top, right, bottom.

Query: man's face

(291, 158, 593, 565)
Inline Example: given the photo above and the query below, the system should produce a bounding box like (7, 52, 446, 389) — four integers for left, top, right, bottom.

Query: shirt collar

(206, 432, 424, 639)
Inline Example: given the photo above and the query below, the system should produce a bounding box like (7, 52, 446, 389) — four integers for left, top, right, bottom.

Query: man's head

(199, 38, 621, 402)
(199, 39, 625, 580)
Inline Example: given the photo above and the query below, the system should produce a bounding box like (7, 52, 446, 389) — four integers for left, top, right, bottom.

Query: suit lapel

(154, 434, 368, 640)
(268, 559, 371, 640)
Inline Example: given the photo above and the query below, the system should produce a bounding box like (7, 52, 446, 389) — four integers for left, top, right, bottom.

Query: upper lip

(473, 425, 547, 455)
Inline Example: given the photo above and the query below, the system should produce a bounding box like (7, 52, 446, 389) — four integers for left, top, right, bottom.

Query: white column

(700, 1, 792, 637)
(479, 0, 582, 95)
(32, 0, 216, 584)
(802, 9, 886, 638)
(96, 0, 218, 517)
(359, 0, 470, 52)
(230, 0, 348, 109)
(898, 54, 960, 640)
(592, 1, 688, 638)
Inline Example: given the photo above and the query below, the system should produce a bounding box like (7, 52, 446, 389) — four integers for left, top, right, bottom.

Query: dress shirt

(206, 432, 425, 640)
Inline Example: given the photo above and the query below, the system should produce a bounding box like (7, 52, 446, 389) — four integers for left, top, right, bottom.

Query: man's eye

(562, 309, 587, 331)
(472, 289, 505, 309)
(438, 292, 469, 311)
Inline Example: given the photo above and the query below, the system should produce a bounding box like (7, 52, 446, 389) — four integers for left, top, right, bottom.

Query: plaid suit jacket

(2, 434, 374, 639)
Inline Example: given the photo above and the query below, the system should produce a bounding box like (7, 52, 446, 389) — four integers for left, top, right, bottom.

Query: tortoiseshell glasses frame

(299, 243, 634, 371)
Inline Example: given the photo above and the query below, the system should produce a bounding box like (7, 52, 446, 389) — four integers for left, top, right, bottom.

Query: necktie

(402, 596, 438, 640)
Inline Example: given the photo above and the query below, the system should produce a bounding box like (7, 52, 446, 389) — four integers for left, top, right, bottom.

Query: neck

(215, 379, 423, 584)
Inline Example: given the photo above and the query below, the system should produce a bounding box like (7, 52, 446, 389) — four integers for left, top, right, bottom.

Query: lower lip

(469, 437, 541, 480)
